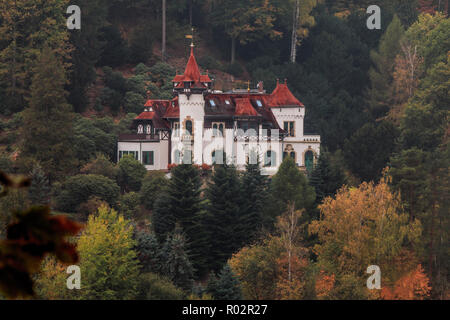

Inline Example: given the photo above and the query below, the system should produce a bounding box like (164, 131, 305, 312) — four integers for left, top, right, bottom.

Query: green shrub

(118, 155, 147, 192)
(140, 171, 169, 210)
(56, 174, 120, 213)
(124, 92, 145, 114)
(118, 192, 141, 218)
(80, 153, 118, 180)
(137, 273, 184, 300)
(134, 63, 151, 75)
(198, 56, 223, 71)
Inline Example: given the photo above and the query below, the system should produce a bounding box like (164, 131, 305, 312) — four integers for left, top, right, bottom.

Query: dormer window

(225, 100, 230, 105)
(138, 124, 144, 134)
(256, 100, 263, 107)
(174, 82, 179, 87)
(209, 100, 216, 107)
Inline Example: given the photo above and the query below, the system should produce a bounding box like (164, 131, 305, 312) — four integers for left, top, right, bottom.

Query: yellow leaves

(310, 180, 422, 277)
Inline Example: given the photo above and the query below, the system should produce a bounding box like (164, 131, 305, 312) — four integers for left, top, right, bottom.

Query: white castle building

(117, 46, 320, 175)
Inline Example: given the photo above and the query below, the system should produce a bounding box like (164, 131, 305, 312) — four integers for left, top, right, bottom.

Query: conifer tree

(264, 157, 315, 227)
(205, 164, 243, 272)
(153, 164, 208, 276)
(28, 163, 51, 206)
(368, 15, 405, 119)
(207, 264, 242, 300)
(21, 46, 76, 182)
(309, 151, 346, 204)
(240, 158, 268, 245)
(136, 230, 163, 274)
(160, 227, 194, 291)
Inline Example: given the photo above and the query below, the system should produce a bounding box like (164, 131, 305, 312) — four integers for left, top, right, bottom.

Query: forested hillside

(0, 0, 448, 300)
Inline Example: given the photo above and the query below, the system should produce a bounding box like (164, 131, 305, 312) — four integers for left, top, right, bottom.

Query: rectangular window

(142, 151, 154, 165)
(284, 121, 295, 137)
(119, 151, 138, 161)
(173, 122, 180, 137)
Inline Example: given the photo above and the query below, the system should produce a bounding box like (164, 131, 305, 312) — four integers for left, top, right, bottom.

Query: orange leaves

(381, 264, 431, 300)
(275, 253, 308, 300)
(315, 271, 335, 299)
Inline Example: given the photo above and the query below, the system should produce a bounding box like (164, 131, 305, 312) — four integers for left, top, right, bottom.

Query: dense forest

(0, 0, 448, 300)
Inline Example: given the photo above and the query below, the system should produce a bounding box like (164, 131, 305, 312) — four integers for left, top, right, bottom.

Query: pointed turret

(172, 46, 212, 95)
(268, 80, 304, 108)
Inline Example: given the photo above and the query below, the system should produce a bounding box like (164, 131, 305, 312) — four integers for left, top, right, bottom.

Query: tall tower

(172, 45, 212, 164)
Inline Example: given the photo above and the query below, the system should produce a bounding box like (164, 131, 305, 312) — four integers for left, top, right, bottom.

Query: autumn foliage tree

(309, 178, 423, 299)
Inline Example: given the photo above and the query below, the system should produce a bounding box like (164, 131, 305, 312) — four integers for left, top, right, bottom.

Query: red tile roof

(268, 81, 304, 107)
(163, 97, 180, 118)
(172, 47, 211, 88)
(234, 98, 260, 117)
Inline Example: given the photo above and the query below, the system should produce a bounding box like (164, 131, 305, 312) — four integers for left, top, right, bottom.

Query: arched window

(290, 152, 296, 160)
(185, 120, 193, 136)
(264, 150, 276, 167)
(305, 151, 314, 172)
(146, 125, 152, 135)
(137, 124, 144, 134)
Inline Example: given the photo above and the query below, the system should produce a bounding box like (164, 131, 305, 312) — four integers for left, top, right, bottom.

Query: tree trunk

(290, 0, 300, 63)
(12, 0, 17, 94)
(189, 0, 193, 26)
(162, 0, 166, 61)
(231, 37, 236, 64)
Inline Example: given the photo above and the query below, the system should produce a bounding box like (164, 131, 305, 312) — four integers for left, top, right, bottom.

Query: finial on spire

(247, 80, 250, 92)
(284, 78, 287, 85)
(190, 27, 195, 48)
(276, 78, 279, 85)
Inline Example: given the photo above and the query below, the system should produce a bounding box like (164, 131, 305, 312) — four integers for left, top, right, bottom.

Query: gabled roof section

(268, 80, 304, 107)
(163, 97, 180, 118)
(135, 100, 170, 129)
(234, 98, 260, 117)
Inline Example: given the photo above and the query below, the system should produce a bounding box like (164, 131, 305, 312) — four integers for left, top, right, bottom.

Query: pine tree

(153, 164, 208, 276)
(0, 0, 72, 114)
(264, 157, 315, 227)
(240, 159, 268, 246)
(207, 264, 242, 300)
(152, 192, 176, 243)
(309, 151, 346, 204)
(20, 46, 76, 182)
(68, 0, 108, 113)
(368, 15, 405, 119)
(28, 163, 51, 206)
(161, 227, 194, 291)
(135, 229, 163, 274)
(205, 164, 243, 272)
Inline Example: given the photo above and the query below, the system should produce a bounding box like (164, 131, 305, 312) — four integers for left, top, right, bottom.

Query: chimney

(257, 81, 264, 93)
